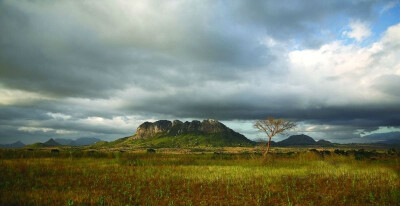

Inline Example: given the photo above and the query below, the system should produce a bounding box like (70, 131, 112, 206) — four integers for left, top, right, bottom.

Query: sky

(0, 0, 400, 144)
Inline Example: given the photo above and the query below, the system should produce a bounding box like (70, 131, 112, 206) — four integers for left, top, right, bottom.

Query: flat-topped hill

(104, 119, 255, 148)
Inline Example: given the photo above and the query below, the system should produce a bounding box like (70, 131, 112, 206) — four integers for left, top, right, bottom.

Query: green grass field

(1, 149, 399, 205)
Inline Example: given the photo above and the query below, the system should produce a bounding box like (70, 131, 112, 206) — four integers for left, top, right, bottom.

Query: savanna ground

(0, 147, 399, 205)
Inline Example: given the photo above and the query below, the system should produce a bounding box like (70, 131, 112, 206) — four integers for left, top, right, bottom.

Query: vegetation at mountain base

(95, 132, 255, 149)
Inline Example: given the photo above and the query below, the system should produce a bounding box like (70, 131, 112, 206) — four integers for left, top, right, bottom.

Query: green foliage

(24, 142, 46, 149)
(118, 132, 255, 148)
(67, 199, 74, 206)
(90, 131, 256, 149)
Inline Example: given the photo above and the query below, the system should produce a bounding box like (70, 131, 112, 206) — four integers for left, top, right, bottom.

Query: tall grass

(0, 150, 399, 205)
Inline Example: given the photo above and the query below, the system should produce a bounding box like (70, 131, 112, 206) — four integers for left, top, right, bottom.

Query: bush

(147, 148, 156, 153)
(388, 148, 397, 155)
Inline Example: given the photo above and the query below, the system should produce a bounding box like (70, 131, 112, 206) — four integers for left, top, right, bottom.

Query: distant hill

(25, 138, 61, 148)
(54, 138, 74, 145)
(317, 139, 333, 146)
(98, 119, 255, 148)
(24, 137, 102, 148)
(377, 139, 400, 145)
(0, 141, 25, 148)
(44, 138, 61, 147)
(278, 134, 316, 146)
(268, 134, 333, 147)
(55, 137, 101, 146)
(362, 132, 400, 143)
(358, 132, 400, 145)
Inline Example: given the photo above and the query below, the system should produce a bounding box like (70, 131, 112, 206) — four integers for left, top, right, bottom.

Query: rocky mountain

(0, 141, 25, 148)
(115, 119, 255, 147)
(134, 119, 234, 139)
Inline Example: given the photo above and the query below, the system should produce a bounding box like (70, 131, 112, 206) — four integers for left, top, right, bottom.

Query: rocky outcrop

(135, 120, 173, 139)
(133, 119, 235, 139)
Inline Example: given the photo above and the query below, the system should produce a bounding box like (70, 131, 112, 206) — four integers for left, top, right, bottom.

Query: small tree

(254, 117, 296, 157)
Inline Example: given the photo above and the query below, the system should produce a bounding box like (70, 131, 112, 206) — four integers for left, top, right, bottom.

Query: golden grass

(0, 150, 399, 205)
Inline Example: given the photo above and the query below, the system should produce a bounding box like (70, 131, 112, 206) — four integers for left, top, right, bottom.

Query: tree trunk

(263, 137, 272, 157)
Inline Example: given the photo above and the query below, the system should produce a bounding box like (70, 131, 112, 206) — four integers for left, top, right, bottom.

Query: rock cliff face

(134, 119, 237, 139)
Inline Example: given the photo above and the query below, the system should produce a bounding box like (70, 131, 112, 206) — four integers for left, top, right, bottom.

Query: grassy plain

(0, 148, 399, 205)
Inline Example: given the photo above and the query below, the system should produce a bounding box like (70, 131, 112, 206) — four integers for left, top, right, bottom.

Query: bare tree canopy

(254, 117, 296, 157)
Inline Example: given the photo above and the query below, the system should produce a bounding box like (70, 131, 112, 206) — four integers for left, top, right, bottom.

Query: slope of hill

(24, 142, 47, 149)
(102, 119, 255, 148)
(55, 137, 101, 146)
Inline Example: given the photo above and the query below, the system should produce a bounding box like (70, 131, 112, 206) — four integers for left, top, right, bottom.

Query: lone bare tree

(254, 117, 296, 157)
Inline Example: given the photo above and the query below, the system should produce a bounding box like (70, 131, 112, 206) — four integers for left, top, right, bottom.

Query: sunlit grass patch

(0, 150, 399, 205)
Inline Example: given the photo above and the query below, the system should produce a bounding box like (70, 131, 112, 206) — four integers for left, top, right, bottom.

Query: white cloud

(381, 1, 398, 13)
(18, 126, 76, 134)
(288, 23, 400, 107)
(47, 113, 72, 120)
(342, 20, 371, 42)
(78, 115, 156, 134)
(0, 87, 53, 106)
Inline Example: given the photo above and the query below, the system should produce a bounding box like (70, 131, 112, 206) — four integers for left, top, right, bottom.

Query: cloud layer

(0, 0, 399, 143)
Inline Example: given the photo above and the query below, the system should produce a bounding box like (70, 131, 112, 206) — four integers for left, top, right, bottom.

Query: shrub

(147, 148, 156, 153)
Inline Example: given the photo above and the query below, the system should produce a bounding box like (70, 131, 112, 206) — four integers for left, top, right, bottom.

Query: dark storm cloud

(0, 0, 398, 144)
(0, 0, 386, 98)
(122, 89, 400, 129)
(0, 0, 271, 99)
